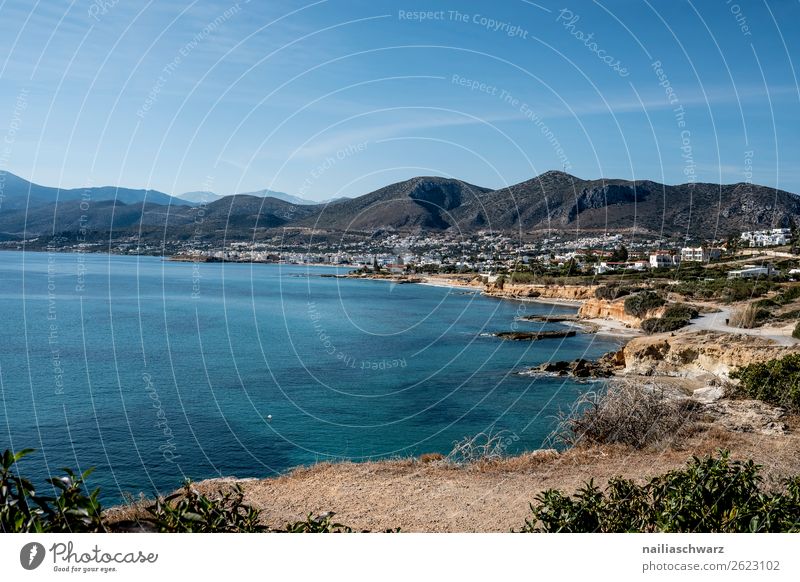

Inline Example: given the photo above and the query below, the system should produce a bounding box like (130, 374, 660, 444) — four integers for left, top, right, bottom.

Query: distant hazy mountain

(0, 171, 189, 209)
(177, 187, 353, 206)
(235, 188, 316, 206)
(176, 190, 223, 203)
(0, 193, 317, 238)
(177, 188, 331, 206)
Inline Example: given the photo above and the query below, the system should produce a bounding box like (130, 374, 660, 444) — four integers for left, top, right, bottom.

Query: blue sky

(0, 0, 798, 200)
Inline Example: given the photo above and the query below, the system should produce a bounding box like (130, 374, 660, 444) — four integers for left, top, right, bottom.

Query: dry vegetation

(551, 380, 701, 449)
(729, 303, 760, 328)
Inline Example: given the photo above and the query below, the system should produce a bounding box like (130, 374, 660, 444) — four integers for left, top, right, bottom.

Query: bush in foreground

(520, 452, 800, 532)
(1, 448, 104, 533)
(730, 353, 800, 413)
(1, 448, 369, 533)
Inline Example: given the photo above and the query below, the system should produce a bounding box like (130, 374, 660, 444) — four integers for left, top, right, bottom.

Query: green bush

(510, 271, 535, 284)
(1, 449, 104, 533)
(794, 321, 800, 340)
(2, 448, 372, 533)
(730, 354, 800, 413)
(146, 482, 267, 532)
(594, 285, 631, 301)
(663, 303, 699, 320)
(623, 291, 666, 318)
(673, 278, 775, 303)
(641, 303, 699, 334)
(641, 316, 688, 334)
(520, 452, 800, 532)
(283, 512, 355, 533)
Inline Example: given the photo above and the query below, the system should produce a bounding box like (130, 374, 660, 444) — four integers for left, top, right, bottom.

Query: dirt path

(690, 305, 798, 346)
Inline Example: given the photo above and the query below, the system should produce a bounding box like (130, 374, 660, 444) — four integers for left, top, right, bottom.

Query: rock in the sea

(530, 350, 625, 378)
(495, 330, 577, 341)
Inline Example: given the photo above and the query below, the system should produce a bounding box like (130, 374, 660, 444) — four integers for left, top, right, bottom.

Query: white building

(727, 264, 776, 279)
(649, 252, 680, 269)
(740, 228, 791, 247)
(681, 247, 722, 262)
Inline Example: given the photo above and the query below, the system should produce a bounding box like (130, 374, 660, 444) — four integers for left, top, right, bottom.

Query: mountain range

(1, 170, 797, 242)
(176, 188, 321, 206)
(0, 170, 184, 209)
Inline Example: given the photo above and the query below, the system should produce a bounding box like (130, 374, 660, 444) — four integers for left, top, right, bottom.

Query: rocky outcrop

(567, 184, 640, 223)
(495, 330, 577, 341)
(703, 399, 788, 435)
(523, 349, 626, 378)
(485, 283, 598, 301)
(578, 297, 667, 327)
(621, 329, 800, 379)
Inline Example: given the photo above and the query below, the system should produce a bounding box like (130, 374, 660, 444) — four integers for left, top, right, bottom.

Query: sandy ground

(140, 424, 800, 533)
(581, 317, 643, 337)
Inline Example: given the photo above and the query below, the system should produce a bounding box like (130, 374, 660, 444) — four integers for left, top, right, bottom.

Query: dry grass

(729, 303, 759, 328)
(103, 422, 800, 532)
(418, 452, 444, 464)
(551, 380, 701, 450)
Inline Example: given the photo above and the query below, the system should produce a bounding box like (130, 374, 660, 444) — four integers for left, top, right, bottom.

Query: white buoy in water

(266, 414, 272, 422)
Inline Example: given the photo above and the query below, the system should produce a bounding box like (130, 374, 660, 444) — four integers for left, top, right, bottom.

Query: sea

(0, 250, 623, 502)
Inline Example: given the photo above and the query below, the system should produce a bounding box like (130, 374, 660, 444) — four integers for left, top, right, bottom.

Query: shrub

(782, 285, 800, 303)
(552, 381, 700, 450)
(146, 481, 267, 532)
(663, 303, 699, 321)
(283, 512, 354, 533)
(641, 317, 687, 334)
(519, 452, 800, 532)
(446, 430, 512, 465)
(594, 285, 631, 301)
(623, 291, 665, 318)
(1, 449, 104, 533)
(510, 271, 535, 284)
(673, 278, 775, 303)
(640, 303, 699, 334)
(418, 452, 444, 463)
(794, 321, 800, 340)
(728, 304, 768, 328)
(729, 354, 800, 413)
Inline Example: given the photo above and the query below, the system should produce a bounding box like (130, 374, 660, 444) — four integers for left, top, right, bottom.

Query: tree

(610, 245, 628, 263)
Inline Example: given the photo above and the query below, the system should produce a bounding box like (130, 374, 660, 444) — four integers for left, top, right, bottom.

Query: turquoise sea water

(0, 251, 622, 502)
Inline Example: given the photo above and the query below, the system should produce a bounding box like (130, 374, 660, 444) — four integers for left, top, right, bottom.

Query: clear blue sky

(0, 0, 798, 200)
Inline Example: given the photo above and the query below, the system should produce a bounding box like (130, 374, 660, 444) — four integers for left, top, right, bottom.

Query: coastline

(94, 267, 800, 532)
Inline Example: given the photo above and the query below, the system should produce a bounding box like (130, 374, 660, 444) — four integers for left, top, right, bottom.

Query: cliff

(621, 329, 799, 379)
(485, 283, 598, 301)
(577, 297, 666, 327)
